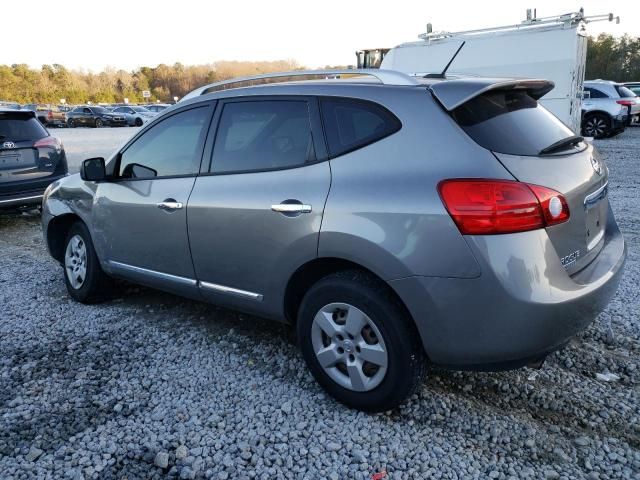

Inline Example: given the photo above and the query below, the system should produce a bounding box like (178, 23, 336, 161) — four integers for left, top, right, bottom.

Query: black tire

(63, 221, 113, 303)
(134, 117, 143, 127)
(95, 118, 104, 128)
(297, 270, 425, 412)
(582, 113, 611, 139)
(67, 119, 75, 128)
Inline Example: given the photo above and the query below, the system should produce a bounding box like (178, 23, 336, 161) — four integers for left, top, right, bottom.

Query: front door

(93, 103, 214, 296)
(187, 97, 330, 318)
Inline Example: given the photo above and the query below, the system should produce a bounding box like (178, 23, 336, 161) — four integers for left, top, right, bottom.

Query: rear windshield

(615, 85, 637, 98)
(0, 113, 48, 142)
(451, 90, 575, 156)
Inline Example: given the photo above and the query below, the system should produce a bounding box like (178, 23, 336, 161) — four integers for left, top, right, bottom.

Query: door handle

(156, 200, 183, 211)
(271, 203, 312, 214)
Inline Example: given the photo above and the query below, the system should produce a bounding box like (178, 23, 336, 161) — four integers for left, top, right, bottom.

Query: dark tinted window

(320, 98, 401, 157)
(585, 87, 608, 99)
(615, 85, 637, 98)
(212, 101, 312, 173)
(0, 112, 48, 141)
(119, 107, 209, 178)
(452, 90, 575, 156)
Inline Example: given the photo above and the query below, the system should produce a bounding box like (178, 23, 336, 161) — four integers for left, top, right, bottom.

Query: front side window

(119, 107, 210, 179)
(320, 98, 401, 158)
(211, 100, 312, 173)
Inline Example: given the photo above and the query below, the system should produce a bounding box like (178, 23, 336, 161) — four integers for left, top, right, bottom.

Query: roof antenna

(423, 41, 466, 79)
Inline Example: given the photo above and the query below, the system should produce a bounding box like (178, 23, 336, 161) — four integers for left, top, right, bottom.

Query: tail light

(438, 179, 570, 235)
(616, 100, 634, 106)
(34, 136, 62, 152)
(47, 111, 53, 119)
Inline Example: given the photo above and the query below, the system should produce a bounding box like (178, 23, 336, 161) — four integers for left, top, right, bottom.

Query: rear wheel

(63, 222, 113, 303)
(582, 113, 610, 138)
(67, 119, 75, 128)
(297, 270, 425, 412)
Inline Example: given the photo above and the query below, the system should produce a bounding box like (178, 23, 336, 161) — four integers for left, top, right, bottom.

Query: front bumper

(390, 208, 626, 368)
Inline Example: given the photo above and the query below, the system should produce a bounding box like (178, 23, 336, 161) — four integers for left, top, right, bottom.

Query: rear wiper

(539, 135, 584, 155)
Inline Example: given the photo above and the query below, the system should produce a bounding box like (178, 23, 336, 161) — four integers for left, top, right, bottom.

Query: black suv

(66, 106, 127, 128)
(0, 109, 68, 210)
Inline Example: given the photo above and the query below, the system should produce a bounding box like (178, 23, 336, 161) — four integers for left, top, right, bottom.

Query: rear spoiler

(429, 78, 555, 111)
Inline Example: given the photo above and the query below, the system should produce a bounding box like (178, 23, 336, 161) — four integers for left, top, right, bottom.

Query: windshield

(92, 106, 108, 114)
(616, 85, 637, 98)
(0, 113, 48, 141)
(132, 106, 149, 112)
(451, 90, 576, 156)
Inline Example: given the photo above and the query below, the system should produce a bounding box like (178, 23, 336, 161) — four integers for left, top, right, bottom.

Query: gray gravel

(1, 128, 639, 479)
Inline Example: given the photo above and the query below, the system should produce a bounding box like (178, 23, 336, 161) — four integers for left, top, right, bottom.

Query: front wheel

(134, 117, 143, 127)
(95, 118, 104, 128)
(297, 270, 425, 412)
(582, 113, 610, 138)
(63, 222, 113, 303)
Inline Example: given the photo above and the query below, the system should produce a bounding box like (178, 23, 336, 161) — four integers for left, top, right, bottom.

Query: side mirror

(582, 90, 591, 100)
(80, 157, 106, 181)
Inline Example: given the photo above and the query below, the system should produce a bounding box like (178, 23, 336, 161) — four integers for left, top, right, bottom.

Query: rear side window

(451, 90, 574, 156)
(0, 113, 48, 141)
(585, 87, 608, 99)
(211, 100, 313, 173)
(320, 98, 401, 157)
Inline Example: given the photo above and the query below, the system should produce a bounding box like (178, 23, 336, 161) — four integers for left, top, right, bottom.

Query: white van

(378, 10, 619, 134)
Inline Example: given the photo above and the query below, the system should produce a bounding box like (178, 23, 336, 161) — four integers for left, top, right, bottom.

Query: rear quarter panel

(319, 88, 514, 280)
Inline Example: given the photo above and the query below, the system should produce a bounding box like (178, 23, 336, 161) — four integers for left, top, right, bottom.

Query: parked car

(42, 70, 626, 411)
(0, 109, 67, 210)
(622, 82, 640, 124)
(144, 104, 171, 113)
(112, 105, 156, 127)
(22, 104, 67, 127)
(582, 80, 640, 136)
(0, 101, 21, 110)
(65, 106, 127, 128)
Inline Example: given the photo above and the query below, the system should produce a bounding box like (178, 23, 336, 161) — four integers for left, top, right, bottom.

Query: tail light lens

(34, 136, 62, 151)
(438, 179, 570, 235)
(616, 100, 634, 106)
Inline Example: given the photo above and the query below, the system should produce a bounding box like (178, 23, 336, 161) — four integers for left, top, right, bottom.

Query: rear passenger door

(187, 96, 330, 319)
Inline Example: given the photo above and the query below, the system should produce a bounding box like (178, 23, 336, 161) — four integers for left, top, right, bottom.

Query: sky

(2, 0, 636, 72)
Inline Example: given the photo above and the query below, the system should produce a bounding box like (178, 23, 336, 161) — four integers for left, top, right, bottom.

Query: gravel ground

(0, 128, 638, 479)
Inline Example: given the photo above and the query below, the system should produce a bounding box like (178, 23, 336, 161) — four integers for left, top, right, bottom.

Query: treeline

(0, 60, 302, 104)
(586, 34, 640, 81)
(1, 34, 639, 105)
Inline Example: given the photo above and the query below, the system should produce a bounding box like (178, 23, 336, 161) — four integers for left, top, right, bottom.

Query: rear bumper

(390, 208, 626, 368)
(0, 174, 67, 209)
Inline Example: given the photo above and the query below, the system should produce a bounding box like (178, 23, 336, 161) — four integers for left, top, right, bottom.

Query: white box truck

(376, 10, 619, 133)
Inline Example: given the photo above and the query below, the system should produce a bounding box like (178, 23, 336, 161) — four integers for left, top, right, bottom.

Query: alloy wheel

(584, 117, 607, 137)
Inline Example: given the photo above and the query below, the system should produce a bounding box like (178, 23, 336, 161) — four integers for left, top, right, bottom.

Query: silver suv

(582, 79, 639, 137)
(42, 70, 626, 411)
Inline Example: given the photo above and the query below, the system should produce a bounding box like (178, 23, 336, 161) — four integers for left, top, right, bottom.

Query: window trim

(203, 95, 327, 177)
(110, 102, 216, 182)
(318, 96, 402, 159)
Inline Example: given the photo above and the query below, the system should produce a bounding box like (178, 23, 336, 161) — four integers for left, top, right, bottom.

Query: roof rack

(180, 69, 420, 102)
(418, 9, 619, 41)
